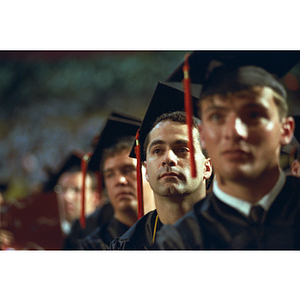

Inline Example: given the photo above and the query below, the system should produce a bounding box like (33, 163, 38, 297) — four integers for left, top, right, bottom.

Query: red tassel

(183, 54, 197, 178)
(80, 152, 92, 229)
(135, 129, 144, 219)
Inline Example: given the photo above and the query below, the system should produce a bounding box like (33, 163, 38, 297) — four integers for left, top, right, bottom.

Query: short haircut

(100, 136, 135, 173)
(143, 111, 207, 160)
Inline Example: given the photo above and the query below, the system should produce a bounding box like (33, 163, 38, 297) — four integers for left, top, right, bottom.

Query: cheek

(249, 121, 278, 144)
(202, 125, 219, 148)
(145, 159, 157, 180)
(104, 181, 114, 196)
(129, 176, 137, 188)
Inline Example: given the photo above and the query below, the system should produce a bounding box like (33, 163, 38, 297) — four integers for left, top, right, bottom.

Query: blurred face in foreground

(199, 86, 294, 185)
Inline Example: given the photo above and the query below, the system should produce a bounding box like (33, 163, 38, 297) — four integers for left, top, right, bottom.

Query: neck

(155, 191, 204, 225)
(216, 167, 281, 203)
(114, 209, 138, 227)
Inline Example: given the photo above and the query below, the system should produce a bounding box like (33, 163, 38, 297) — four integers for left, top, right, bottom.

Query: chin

(119, 197, 137, 207)
(159, 185, 183, 196)
(221, 168, 256, 183)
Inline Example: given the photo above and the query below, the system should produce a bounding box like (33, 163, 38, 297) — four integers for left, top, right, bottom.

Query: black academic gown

(63, 202, 114, 249)
(77, 217, 131, 250)
(110, 210, 163, 250)
(154, 176, 300, 250)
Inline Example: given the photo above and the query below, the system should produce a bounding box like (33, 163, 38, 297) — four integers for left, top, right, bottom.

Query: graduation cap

(166, 51, 300, 85)
(89, 111, 142, 172)
(0, 183, 8, 193)
(43, 150, 88, 192)
(130, 81, 199, 162)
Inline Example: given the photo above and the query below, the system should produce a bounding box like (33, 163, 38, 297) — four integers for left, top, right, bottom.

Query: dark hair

(199, 65, 289, 120)
(143, 111, 207, 159)
(100, 136, 135, 173)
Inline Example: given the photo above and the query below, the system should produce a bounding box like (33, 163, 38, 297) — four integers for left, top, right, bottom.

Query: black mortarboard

(167, 51, 300, 85)
(0, 183, 8, 193)
(130, 81, 199, 161)
(88, 111, 142, 172)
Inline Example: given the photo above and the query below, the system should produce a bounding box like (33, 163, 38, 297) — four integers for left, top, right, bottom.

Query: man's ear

(280, 116, 295, 146)
(203, 158, 212, 180)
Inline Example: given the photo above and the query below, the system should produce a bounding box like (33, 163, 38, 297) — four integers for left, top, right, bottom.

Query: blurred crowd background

(0, 51, 191, 201)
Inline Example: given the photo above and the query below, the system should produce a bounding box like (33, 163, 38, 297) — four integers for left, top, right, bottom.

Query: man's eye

(249, 111, 261, 119)
(153, 148, 161, 154)
(105, 173, 114, 179)
(73, 187, 81, 193)
(179, 147, 189, 153)
(211, 113, 221, 121)
(123, 166, 136, 174)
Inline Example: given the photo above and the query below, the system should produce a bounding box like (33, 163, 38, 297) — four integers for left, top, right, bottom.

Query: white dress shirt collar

(213, 170, 286, 217)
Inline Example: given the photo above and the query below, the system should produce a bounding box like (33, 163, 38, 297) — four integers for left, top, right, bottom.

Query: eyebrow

(204, 102, 267, 113)
(203, 105, 229, 114)
(104, 163, 136, 174)
(148, 139, 165, 152)
(148, 139, 189, 152)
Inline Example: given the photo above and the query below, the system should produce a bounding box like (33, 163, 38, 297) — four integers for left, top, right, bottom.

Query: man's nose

(63, 189, 77, 201)
(162, 149, 178, 167)
(116, 174, 128, 185)
(225, 115, 248, 140)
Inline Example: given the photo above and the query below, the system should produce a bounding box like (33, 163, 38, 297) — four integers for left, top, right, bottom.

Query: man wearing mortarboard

(110, 82, 212, 250)
(75, 112, 155, 250)
(45, 152, 106, 245)
(154, 51, 300, 249)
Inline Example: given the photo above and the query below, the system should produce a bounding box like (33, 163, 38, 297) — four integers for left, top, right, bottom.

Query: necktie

(249, 205, 265, 224)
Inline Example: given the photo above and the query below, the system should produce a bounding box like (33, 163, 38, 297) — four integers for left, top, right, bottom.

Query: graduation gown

(63, 202, 114, 249)
(154, 176, 300, 250)
(77, 217, 131, 250)
(110, 210, 163, 250)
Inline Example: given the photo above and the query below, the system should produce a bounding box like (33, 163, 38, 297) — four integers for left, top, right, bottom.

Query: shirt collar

(61, 220, 71, 235)
(213, 170, 286, 217)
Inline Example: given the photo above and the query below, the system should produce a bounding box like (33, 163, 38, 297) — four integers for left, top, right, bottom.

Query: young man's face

(103, 149, 138, 214)
(56, 172, 99, 222)
(199, 86, 294, 183)
(145, 120, 211, 199)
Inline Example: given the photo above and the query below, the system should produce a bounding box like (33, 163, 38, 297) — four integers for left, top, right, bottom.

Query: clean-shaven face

(199, 86, 292, 183)
(145, 120, 208, 198)
(103, 150, 138, 213)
